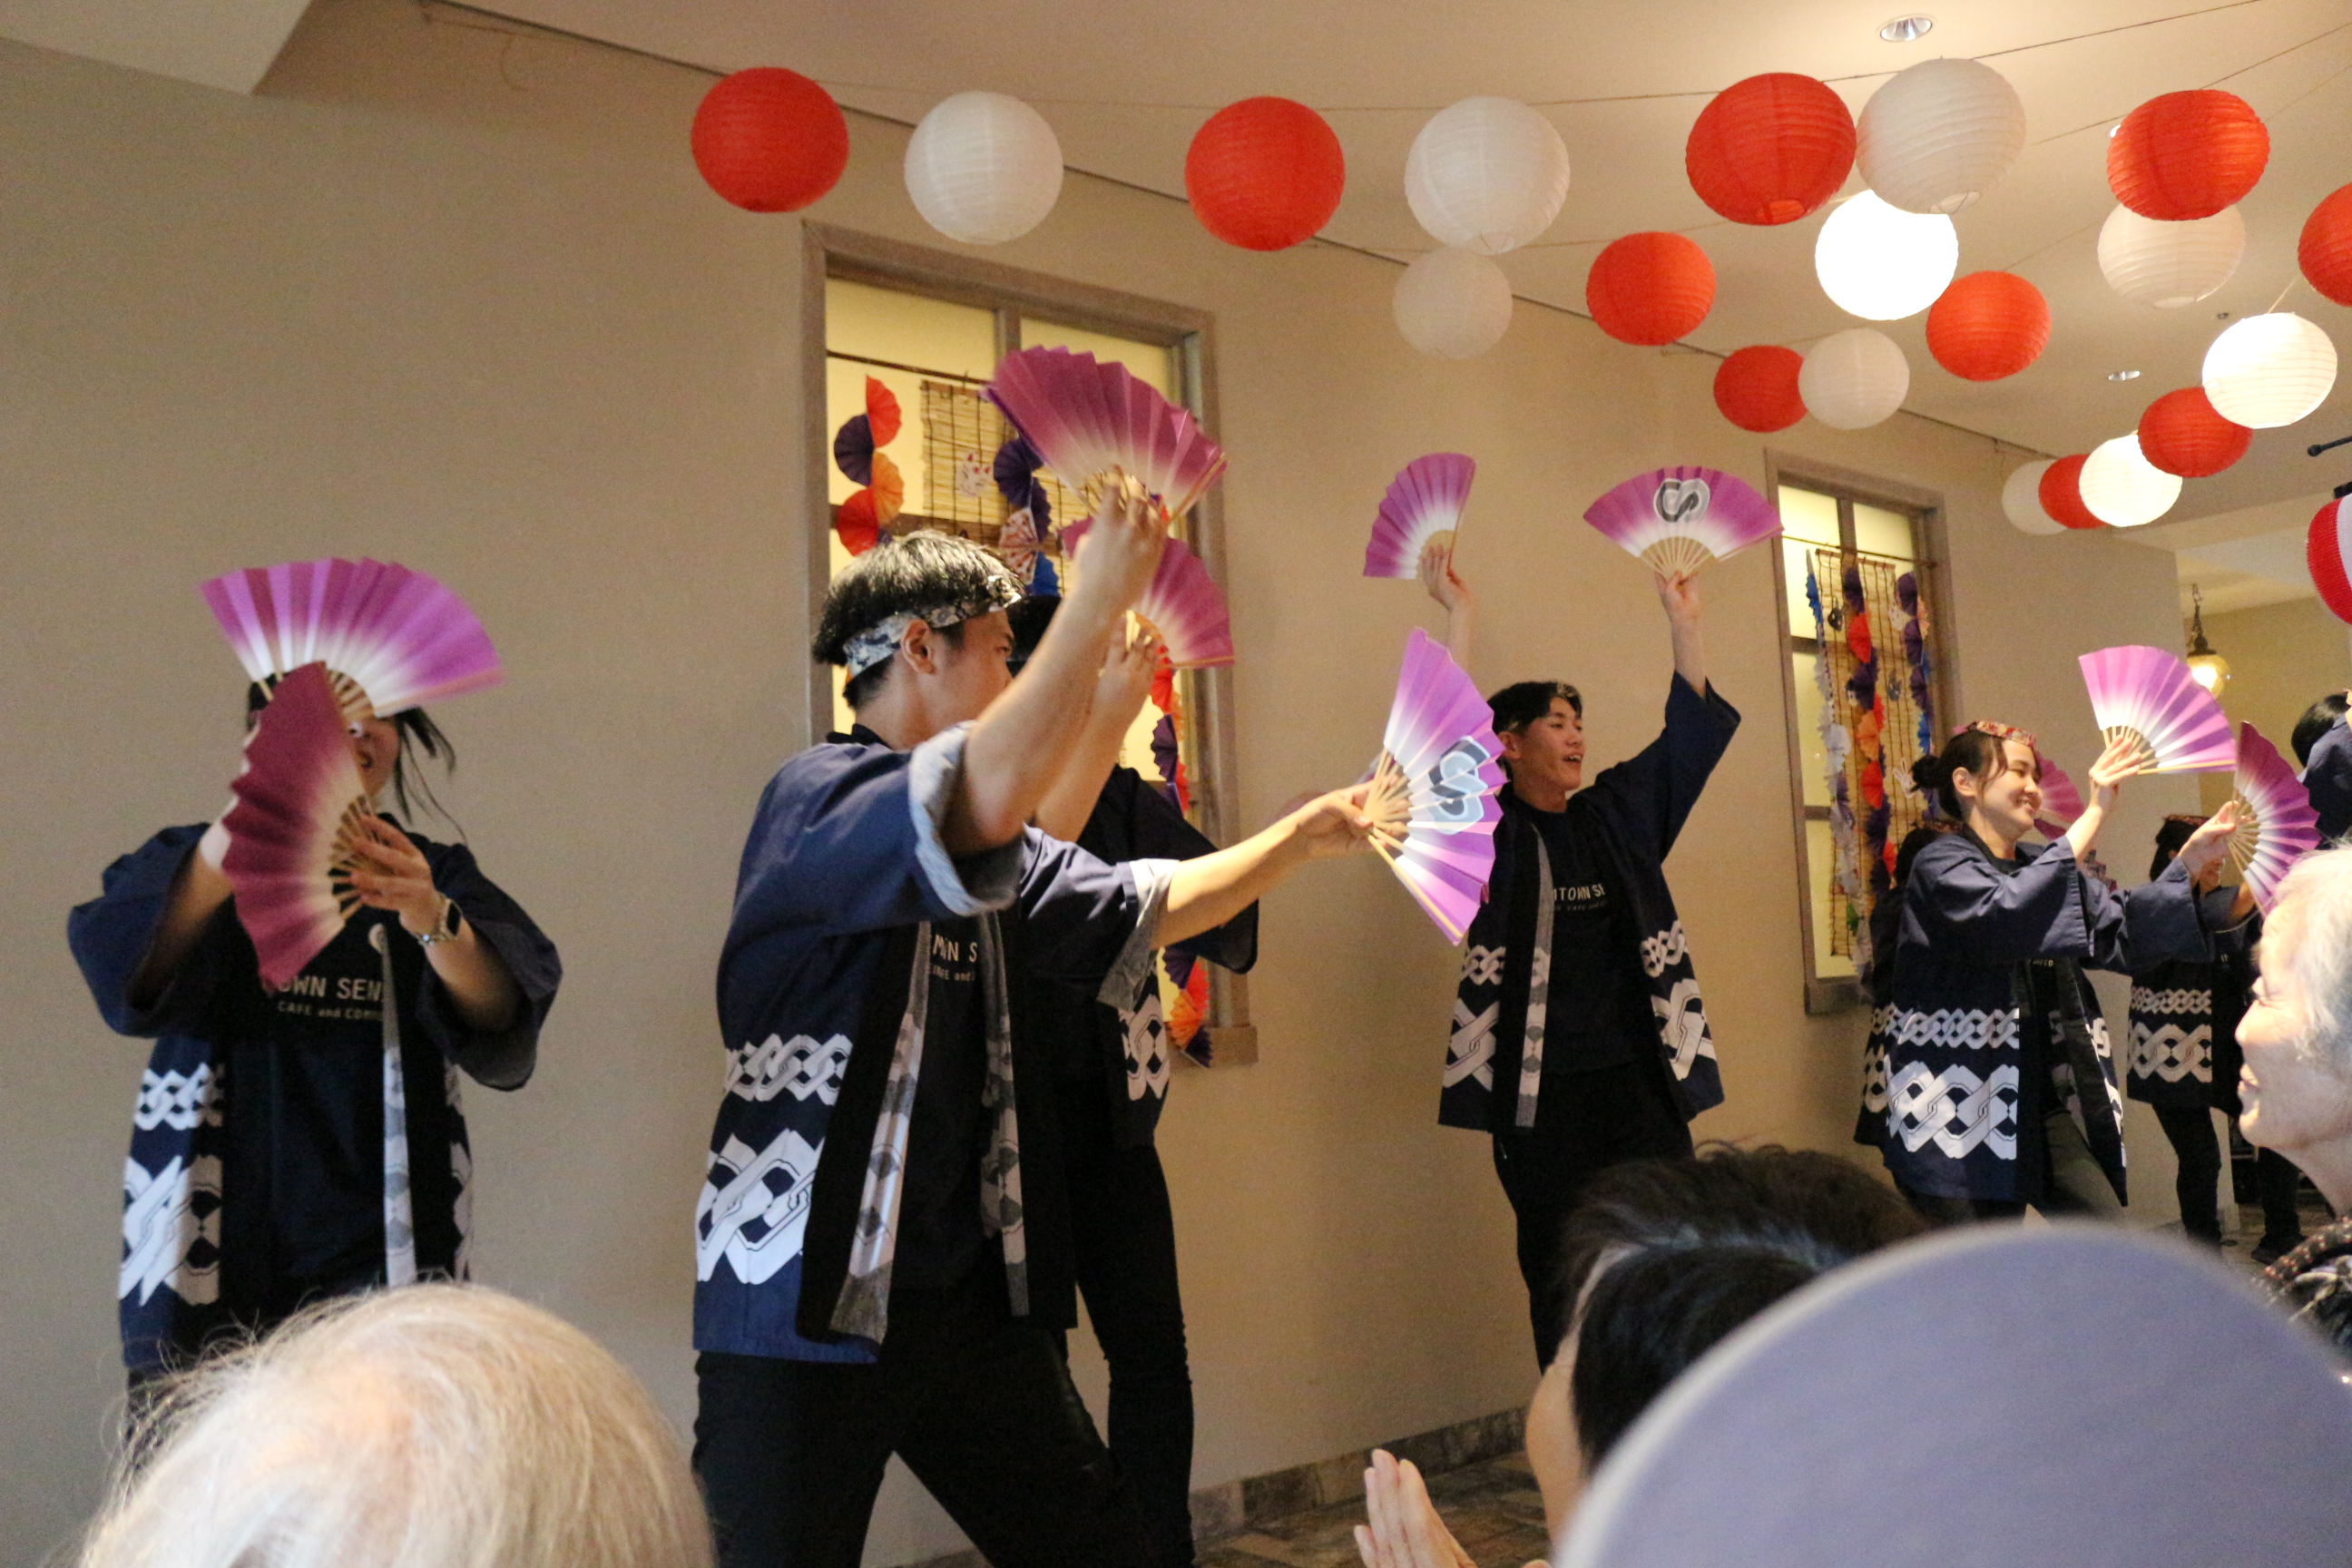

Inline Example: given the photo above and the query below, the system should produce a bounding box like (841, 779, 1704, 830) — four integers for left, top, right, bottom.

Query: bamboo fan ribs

(2077, 645, 2236, 775)
(1362, 630, 1505, 942)
(2231, 723, 2320, 914)
(1364, 453, 1475, 581)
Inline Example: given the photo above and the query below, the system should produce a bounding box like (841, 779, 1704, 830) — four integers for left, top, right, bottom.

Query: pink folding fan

(2077, 645, 2237, 775)
(2034, 757, 2084, 841)
(1364, 454, 1475, 581)
(1059, 521, 1234, 669)
(985, 347, 1227, 520)
(2232, 723, 2320, 913)
(201, 557, 502, 717)
(1364, 630, 1505, 943)
(220, 662, 374, 991)
(1583, 466, 1779, 579)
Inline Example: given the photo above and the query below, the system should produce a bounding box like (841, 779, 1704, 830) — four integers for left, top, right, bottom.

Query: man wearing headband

(693, 493, 1378, 1568)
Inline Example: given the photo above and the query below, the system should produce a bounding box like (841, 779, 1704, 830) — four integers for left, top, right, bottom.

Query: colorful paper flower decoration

(993, 434, 1053, 535)
(833, 378, 906, 555)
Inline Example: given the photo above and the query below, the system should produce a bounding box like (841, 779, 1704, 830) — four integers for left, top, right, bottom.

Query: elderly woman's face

(2239, 908, 2352, 1158)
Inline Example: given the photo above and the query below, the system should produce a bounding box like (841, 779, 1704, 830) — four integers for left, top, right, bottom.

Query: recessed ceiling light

(2108, 369, 2141, 381)
(1879, 15, 1934, 41)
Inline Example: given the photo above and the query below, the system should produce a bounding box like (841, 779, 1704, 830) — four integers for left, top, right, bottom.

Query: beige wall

(2194, 597, 2352, 814)
(0, 3, 2202, 1562)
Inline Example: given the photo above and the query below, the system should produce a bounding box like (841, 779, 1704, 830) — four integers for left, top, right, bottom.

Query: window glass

(1778, 485, 1842, 546)
(1020, 318, 1179, 400)
(1805, 818, 1857, 978)
(1781, 539, 1827, 633)
(1790, 651, 1830, 809)
(1853, 502, 1916, 563)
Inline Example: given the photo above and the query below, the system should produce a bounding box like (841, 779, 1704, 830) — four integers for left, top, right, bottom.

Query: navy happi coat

(694, 725, 1170, 1363)
(68, 825, 560, 1372)
(2307, 720, 2352, 844)
(1878, 831, 2206, 1204)
(1442, 679, 1739, 1132)
(2126, 908, 2256, 1112)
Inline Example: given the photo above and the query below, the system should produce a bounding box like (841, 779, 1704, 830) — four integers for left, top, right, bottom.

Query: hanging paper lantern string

(691, 68, 849, 213)
(1714, 346, 1806, 433)
(2303, 182, 2352, 307)
(1686, 73, 1855, 227)
(2039, 454, 2104, 531)
(1406, 97, 1571, 255)
(2204, 313, 2339, 430)
(1394, 248, 1514, 358)
(1800, 329, 1910, 430)
(1856, 57, 2026, 216)
(1187, 97, 1347, 251)
(2100, 205, 2244, 309)
(2138, 387, 2249, 478)
(906, 92, 1064, 245)
(2107, 89, 2269, 222)
(2309, 499, 2352, 626)
(1926, 271, 2049, 382)
(1587, 232, 1715, 347)
(2003, 460, 2062, 534)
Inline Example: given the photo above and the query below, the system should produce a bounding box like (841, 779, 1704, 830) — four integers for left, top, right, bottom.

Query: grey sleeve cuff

(1098, 858, 1179, 1008)
(907, 723, 1023, 917)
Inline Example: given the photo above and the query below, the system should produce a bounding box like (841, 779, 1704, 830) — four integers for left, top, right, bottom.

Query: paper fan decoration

(1583, 466, 1779, 579)
(2231, 722, 2320, 913)
(995, 508, 1042, 585)
(220, 663, 373, 991)
(2034, 757, 2085, 841)
(201, 558, 502, 718)
(831, 377, 904, 486)
(1363, 629, 1506, 942)
(2078, 644, 2237, 774)
(836, 451, 905, 557)
(985, 346, 1227, 519)
(1061, 522, 1235, 669)
(1365, 453, 1475, 580)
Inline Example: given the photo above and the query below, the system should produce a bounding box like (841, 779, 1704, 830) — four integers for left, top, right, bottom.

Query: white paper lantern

(1800, 328, 1910, 428)
(1856, 57, 2027, 215)
(2078, 434, 2181, 527)
(1814, 191, 1959, 320)
(1393, 248, 1514, 358)
(2097, 204, 2244, 309)
(2202, 312, 2338, 428)
(904, 92, 1063, 245)
(1405, 97, 1571, 256)
(2003, 459, 2062, 534)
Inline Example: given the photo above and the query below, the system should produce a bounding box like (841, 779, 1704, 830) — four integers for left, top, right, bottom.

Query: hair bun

(1910, 755, 1952, 792)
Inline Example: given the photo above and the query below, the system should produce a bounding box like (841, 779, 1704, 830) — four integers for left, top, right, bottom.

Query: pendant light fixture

(2184, 584, 2231, 695)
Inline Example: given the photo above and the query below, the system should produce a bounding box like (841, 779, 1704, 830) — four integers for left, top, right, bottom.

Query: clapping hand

(1355, 1450, 1477, 1568)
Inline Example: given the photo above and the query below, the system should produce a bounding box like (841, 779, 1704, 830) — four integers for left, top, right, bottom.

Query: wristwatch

(412, 895, 461, 947)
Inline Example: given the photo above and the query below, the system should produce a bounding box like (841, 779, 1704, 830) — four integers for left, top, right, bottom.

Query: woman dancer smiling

(1877, 722, 2239, 1223)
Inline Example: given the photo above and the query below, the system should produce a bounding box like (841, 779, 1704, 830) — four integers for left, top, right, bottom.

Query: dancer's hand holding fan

(2077, 645, 2237, 776)
(985, 346, 1227, 521)
(1063, 475, 1235, 669)
(2231, 723, 2321, 913)
(1583, 466, 1779, 583)
(1362, 630, 1506, 942)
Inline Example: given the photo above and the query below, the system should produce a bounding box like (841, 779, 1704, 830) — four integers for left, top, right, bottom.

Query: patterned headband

(1955, 719, 2039, 751)
(839, 582, 1024, 681)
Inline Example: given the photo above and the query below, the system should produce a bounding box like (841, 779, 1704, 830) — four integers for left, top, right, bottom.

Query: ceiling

(12, 0, 2348, 598)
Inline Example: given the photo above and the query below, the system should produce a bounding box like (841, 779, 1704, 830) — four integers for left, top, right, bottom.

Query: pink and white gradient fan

(2232, 723, 2320, 914)
(2077, 645, 2237, 775)
(1059, 521, 1235, 669)
(1583, 466, 1779, 580)
(2034, 758, 2084, 842)
(220, 662, 374, 991)
(985, 347, 1227, 521)
(1364, 454, 1475, 581)
(201, 558, 502, 718)
(1364, 630, 1505, 943)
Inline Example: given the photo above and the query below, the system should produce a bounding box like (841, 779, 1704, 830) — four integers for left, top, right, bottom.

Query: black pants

(2154, 1104, 2227, 1242)
(1491, 1057, 1693, 1367)
(2252, 1141, 2312, 1251)
(693, 1272, 1154, 1568)
(1053, 1076, 1197, 1568)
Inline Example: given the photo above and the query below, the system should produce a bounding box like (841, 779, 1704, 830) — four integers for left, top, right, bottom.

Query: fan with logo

(1361, 630, 1505, 942)
(2077, 645, 2237, 775)
(985, 346, 1226, 521)
(1583, 466, 1780, 580)
(2231, 723, 2320, 913)
(201, 557, 503, 718)
(219, 662, 376, 991)
(1364, 453, 1475, 581)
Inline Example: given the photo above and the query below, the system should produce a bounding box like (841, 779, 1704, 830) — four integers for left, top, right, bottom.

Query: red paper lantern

(691, 68, 849, 213)
(1686, 74, 1856, 227)
(1925, 271, 2049, 382)
(2106, 89, 2269, 221)
(2301, 181, 2352, 307)
(2039, 455, 2103, 531)
(1586, 232, 1716, 346)
(2137, 387, 2250, 478)
(1713, 346, 1806, 432)
(1185, 98, 1346, 251)
(2309, 500, 2352, 624)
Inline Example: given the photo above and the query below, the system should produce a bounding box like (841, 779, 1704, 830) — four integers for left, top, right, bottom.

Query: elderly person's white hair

(79, 1285, 710, 1568)
(2239, 847, 2352, 1216)
(2265, 848, 2352, 1070)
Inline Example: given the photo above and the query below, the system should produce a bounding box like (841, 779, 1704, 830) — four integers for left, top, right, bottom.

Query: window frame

(1762, 453, 1957, 1016)
(799, 225, 1257, 1062)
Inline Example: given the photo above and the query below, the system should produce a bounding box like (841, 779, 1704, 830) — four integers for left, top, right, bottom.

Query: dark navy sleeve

(1115, 769, 1259, 976)
(415, 840, 562, 1091)
(2308, 721, 2352, 845)
(728, 727, 1024, 942)
(1905, 836, 2103, 966)
(66, 824, 232, 1038)
(1583, 678, 1740, 860)
(2107, 858, 2211, 974)
(1013, 830, 1173, 1004)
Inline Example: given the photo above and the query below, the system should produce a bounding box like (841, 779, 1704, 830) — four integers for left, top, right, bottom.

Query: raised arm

(1657, 569, 1706, 695)
(946, 477, 1166, 855)
(1421, 555, 1477, 677)
(1033, 623, 1161, 842)
(125, 828, 235, 1012)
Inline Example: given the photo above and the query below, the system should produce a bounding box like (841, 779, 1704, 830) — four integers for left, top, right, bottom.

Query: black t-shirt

(221, 913, 394, 1297)
(891, 917, 992, 1289)
(1529, 805, 1650, 1073)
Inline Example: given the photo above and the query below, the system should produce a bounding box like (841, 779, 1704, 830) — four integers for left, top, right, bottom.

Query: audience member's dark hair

(2293, 692, 2350, 766)
(2150, 814, 2206, 882)
(1892, 821, 1955, 889)
(1006, 594, 1059, 673)
(1488, 680, 1584, 737)
(245, 681, 457, 828)
(1569, 1242, 1819, 1465)
(811, 531, 1018, 710)
(1909, 730, 2008, 821)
